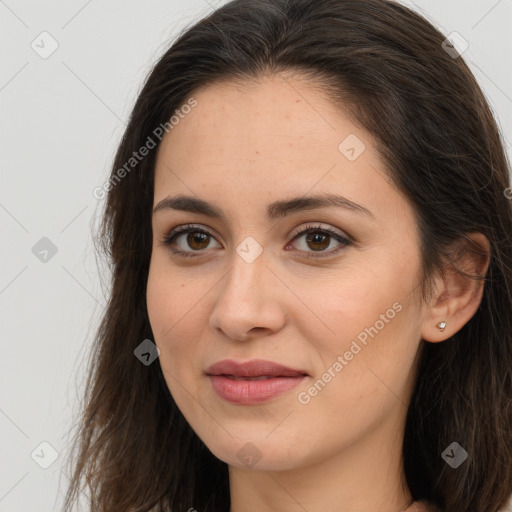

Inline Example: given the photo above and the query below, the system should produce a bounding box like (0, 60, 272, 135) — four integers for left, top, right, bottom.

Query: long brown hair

(61, 1, 512, 511)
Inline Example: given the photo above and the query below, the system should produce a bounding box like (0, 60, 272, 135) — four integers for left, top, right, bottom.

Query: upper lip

(206, 359, 309, 378)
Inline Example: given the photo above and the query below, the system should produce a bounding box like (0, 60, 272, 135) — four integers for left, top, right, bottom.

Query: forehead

(152, 74, 402, 224)
(156, 74, 368, 168)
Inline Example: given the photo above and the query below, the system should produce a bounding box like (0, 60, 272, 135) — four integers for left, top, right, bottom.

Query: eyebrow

(152, 193, 375, 221)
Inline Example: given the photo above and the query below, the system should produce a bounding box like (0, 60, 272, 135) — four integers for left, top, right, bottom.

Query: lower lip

(208, 375, 307, 404)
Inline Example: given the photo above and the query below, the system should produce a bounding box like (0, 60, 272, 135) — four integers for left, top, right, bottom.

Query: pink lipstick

(206, 359, 308, 404)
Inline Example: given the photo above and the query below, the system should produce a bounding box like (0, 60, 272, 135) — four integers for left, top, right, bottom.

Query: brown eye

(186, 231, 210, 250)
(304, 231, 331, 251)
(160, 224, 221, 257)
(287, 224, 352, 259)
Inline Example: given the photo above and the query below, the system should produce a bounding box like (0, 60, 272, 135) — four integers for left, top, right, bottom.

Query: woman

(62, 1, 512, 511)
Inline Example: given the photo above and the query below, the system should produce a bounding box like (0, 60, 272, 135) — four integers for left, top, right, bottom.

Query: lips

(206, 359, 308, 379)
(206, 359, 308, 404)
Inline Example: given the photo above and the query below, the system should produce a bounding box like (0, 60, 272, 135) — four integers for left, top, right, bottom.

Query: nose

(209, 247, 287, 342)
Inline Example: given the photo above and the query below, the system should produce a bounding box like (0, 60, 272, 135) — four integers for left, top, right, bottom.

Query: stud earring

(436, 321, 446, 332)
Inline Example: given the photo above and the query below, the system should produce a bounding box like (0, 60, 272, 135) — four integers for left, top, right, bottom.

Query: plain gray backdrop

(1, 1, 511, 511)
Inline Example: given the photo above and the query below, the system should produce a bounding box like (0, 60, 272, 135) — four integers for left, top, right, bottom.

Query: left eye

(159, 223, 351, 258)
(287, 225, 350, 255)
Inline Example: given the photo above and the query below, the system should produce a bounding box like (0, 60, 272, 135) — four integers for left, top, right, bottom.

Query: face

(146, 73, 428, 471)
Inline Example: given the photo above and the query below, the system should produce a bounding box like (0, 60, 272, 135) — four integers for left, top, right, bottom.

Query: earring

(436, 321, 446, 332)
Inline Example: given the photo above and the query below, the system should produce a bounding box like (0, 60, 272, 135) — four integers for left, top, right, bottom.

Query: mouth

(206, 358, 308, 378)
(220, 375, 288, 381)
(205, 359, 309, 404)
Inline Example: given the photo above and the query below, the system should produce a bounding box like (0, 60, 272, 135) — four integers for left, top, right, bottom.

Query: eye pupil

(188, 232, 209, 250)
(306, 232, 329, 251)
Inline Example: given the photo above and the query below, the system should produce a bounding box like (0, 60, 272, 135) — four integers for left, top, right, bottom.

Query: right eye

(159, 224, 222, 258)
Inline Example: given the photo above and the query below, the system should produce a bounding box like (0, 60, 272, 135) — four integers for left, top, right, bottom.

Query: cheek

(146, 255, 214, 385)
(295, 256, 418, 351)
(146, 252, 193, 339)
(146, 261, 203, 411)
(292, 251, 423, 413)
(146, 258, 189, 360)
(290, 283, 420, 455)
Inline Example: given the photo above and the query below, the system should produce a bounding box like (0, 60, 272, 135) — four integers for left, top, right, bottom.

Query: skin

(146, 72, 489, 512)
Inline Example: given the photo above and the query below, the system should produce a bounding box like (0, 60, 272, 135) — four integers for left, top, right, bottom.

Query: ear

(421, 232, 490, 343)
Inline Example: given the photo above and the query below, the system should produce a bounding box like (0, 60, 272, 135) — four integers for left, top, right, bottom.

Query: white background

(1, 1, 511, 511)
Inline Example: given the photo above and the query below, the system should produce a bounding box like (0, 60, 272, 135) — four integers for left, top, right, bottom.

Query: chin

(197, 429, 310, 471)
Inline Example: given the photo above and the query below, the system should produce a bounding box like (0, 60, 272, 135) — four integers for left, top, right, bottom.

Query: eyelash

(158, 223, 352, 260)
